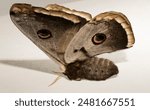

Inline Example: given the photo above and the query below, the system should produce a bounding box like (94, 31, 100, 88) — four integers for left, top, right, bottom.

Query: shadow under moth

(10, 3, 135, 81)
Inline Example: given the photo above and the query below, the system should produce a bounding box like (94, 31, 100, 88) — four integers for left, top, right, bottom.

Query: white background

(0, 0, 150, 92)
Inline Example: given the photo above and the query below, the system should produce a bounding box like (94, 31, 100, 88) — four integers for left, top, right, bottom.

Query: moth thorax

(64, 57, 119, 81)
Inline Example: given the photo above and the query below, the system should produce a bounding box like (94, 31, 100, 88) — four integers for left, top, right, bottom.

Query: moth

(10, 3, 135, 81)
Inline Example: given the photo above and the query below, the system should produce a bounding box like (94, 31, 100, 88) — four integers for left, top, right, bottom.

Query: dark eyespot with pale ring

(92, 33, 106, 45)
(37, 29, 52, 39)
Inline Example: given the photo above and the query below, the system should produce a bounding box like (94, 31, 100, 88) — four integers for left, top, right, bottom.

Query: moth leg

(49, 64, 66, 86)
(48, 75, 61, 87)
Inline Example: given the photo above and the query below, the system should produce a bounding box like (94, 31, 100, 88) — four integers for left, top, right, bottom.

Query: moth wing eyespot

(95, 70, 98, 72)
(92, 33, 106, 45)
(73, 49, 78, 53)
(101, 70, 104, 73)
(37, 29, 52, 39)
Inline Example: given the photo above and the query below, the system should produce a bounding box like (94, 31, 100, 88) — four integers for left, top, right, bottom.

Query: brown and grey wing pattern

(65, 11, 135, 63)
(10, 3, 92, 65)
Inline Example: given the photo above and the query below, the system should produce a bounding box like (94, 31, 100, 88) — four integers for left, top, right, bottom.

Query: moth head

(65, 12, 135, 63)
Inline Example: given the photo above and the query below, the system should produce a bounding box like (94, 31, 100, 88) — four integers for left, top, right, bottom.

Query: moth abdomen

(64, 57, 118, 81)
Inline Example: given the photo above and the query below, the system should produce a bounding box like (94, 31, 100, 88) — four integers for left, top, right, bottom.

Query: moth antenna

(48, 75, 61, 87)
